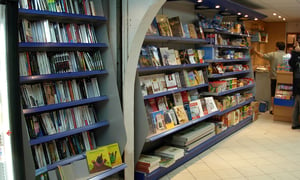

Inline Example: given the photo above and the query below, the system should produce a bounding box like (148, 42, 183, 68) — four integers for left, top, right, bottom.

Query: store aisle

(161, 112, 300, 180)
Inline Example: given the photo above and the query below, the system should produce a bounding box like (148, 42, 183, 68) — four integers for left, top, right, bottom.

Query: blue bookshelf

(18, 9, 107, 24)
(207, 70, 250, 79)
(146, 110, 220, 142)
(30, 121, 109, 145)
(20, 70, 108, 84)
(202, 83, 255, 96)
(23, 96, 109, 115)
(136, 116, 253, 180)
(144, 83, 208, 100)
(137, 63, 209, 74)
(19, 42, 108, 52)
(204, 58, 251, 63)
(144, 35, 208, 44)
(218, 98, 254, 116)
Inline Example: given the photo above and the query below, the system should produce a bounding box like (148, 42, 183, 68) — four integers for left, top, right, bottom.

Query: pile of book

(171, 122, 216, 151)
(136, 154, 161, 174)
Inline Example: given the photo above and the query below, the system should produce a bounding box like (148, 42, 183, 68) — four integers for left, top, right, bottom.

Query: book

(205, 97, 218, 113)
(173, 92, 183, 106)
(159, 156, 175, 168)
(139, 47, 153, 67)
(151, 110, 166, 131)
(159, 47, 170, 66)
(156, 96, 168, 111)
(178, 49, 190, 64)
(173, 105, 189, 124)
(189, 99, 204, 120)
(148, 46, 162, 66)
(137, 154, 161, 167)
(174, 50, 181, 65)
(182, 24, 190, 38)
(136, 163, 160, 174)
(86, 146, 112, 174)
(164, 110, 175, 129)
(188, 24, 198, 39)
(165, 74, 177, 90)
(146, 18, 160, 36)
(156, 14, 173, 37)
(154, 146, 184, 160)
(106, 143, 122, 167)
(168, 16, 185, 37)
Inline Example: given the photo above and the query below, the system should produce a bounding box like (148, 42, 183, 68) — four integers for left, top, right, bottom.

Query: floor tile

(235, 166, 265, 177)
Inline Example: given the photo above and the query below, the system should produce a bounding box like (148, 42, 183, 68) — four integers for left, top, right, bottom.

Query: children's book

(86, 146, 112, 174)
(106, 143, 122, 167)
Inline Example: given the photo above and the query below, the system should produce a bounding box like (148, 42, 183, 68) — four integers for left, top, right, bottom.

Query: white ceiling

(232, 0, 300, 22)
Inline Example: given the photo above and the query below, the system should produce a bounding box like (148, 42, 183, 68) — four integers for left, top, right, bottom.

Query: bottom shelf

(81, 163, 127, 180)
(135, 116, 253, 180)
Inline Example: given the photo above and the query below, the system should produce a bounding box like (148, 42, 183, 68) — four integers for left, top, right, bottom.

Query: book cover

(168, 16, 185, 37)
(151, 110, 166, 131)
(184, 103, 192, 121)
(159, 156, 175, 168)
(173, 92, 183, 106)
(167, 49, 177, 65)
(165, 73, 177, 90)
(188, 24, 198, 39)
(182, 24, 190, 38)
(156, 96, 168, 111)
(205, 97, 218, 113)
(146, 18, 160, 36)
(187, 71, 198, 87)
(159, 47, 170, 66)
(164, 110, 175, 129)
(189, 99, 204, 119)
(156, 14, 173, 37)
(86, 146, 112, 174)
(173, 105, 189, 124)
(187, 48, 196, 64)
(148, 46, 162, 67)
(148, 98, 159, 112)
(174, 50, 182, 65)
(200, 98, 208, 115)
(154, 146, 184, 160)
(178, 49, 190, 64)
(106, 143, 122, 167)
(139, 47, 153, 68)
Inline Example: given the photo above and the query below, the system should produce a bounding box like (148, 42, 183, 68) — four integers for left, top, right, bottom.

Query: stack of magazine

(171, 122, 215, 151)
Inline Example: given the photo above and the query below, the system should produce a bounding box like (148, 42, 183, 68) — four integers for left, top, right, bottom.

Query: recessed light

(283, 18, 286, 21)
(278, 16, 282, 18)
(254, 18, 258, 21)
(244, 14, 248, 18)
(215, 5, 220, 8)
(237, 12, 242, 16)
(273, 13, 277, 16)
(197, 0, 202, 2)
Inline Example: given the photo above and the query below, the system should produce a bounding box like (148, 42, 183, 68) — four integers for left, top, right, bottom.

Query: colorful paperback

(86, 146, 112, 174)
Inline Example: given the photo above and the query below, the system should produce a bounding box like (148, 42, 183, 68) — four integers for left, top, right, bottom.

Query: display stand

(273, 71, 294, 122)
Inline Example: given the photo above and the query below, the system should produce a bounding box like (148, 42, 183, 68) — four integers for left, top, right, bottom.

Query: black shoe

(292, 125, 300, 129)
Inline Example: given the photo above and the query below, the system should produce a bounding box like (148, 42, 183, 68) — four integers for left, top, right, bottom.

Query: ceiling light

(278, 16, 282, 18)
(244, 14, 248, 18)
(197, 0, 203, 2)
(237, 12, 242, 16)
(254, 18, 258, 21)
(283, 18, 286, 21)
(215, 5, 220, 8)
(273, 13, 277, 16)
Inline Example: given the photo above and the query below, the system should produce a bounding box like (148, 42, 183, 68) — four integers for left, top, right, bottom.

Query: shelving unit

(132, 1, 256, 179)
(18, 1, 126, 179)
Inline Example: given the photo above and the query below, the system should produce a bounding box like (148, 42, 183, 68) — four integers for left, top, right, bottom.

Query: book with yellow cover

(106, 143, 123, 167)
(86, 146, 112, 174)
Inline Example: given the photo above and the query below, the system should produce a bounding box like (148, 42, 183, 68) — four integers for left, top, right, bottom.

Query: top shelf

(18, 9, 107, 25)
(144, 35, 208, 44)
(203, 29, 250, 37)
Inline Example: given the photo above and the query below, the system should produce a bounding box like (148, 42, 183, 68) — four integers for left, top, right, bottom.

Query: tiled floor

(161, 112, 300, 180)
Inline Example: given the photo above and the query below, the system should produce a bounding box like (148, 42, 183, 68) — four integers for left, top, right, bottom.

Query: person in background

(252, 41, 286, 114)
(289, 45, 300, 129)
